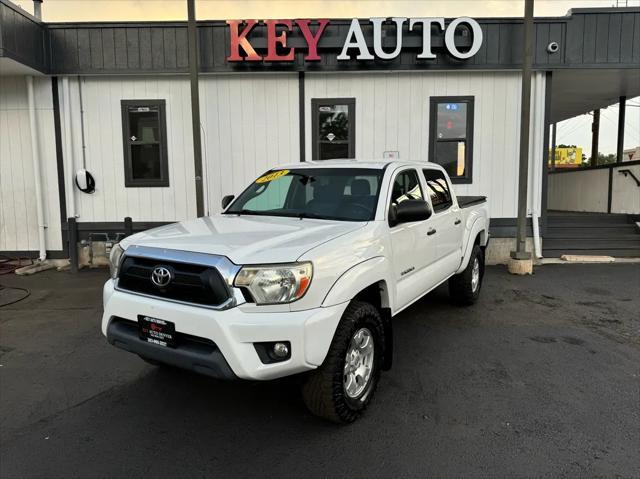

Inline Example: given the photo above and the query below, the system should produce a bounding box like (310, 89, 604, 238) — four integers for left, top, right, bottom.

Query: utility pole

(510, 0, 534, 269)
(187, 0, 205, 217)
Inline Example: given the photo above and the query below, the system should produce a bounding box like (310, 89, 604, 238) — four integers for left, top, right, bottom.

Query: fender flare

(321, 256, 393, 309)
(320, 256, 395, 369)
(456, 217, 487, 274)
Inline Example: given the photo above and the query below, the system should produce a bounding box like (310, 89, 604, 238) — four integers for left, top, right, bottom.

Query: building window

(121, 100, 169, 187)
(428, 96, 474, 184)
(312, 98, 355, 161)
(423, 168, 453, 212)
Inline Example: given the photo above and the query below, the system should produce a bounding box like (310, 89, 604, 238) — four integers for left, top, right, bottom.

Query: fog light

(254, 341, 291, 364)
(273, 342, 289, 358)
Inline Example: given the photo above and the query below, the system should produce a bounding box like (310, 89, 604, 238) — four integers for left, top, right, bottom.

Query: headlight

(234, 262, 312, 304)
(109, 243, 124, 279)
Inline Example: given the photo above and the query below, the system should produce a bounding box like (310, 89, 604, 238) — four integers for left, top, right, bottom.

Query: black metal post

(607, 168, 613, 213)
(298, 71, 306, 162)
(68, 217, 78, 273)
(124, 217, 133, 237)
(511, 0, 534, 261)
(616, 96, 626, 163)
(591, 109, 600, 166)
(188, 0, 205, 217)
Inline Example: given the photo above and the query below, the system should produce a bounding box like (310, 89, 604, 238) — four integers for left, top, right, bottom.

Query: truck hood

(121, 214, 367, 265)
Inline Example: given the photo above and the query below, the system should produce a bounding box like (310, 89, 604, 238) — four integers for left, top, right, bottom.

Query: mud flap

(381, 308, 393, 371)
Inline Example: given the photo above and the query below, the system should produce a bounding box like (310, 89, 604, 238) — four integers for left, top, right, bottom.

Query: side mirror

(221, 195, 235, 209)
(389, 199, 432, 227)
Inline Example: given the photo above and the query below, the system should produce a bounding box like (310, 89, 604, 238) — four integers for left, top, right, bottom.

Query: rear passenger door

(422, 168, 464, 284)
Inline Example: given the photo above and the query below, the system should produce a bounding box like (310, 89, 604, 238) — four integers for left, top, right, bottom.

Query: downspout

(26, 76, 47, 261)
(531, 72, 544, 259)
(62, 77, 76, 218)
(78, 76, 87, 169)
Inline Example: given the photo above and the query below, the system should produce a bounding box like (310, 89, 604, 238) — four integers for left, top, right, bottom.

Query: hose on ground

(0, 284, 31, 308)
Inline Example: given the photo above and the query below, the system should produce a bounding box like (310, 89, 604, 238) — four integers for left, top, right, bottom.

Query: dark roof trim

(0, 0, 41, 24)
(0, 0, 49, 71)
(2, 2, 639, 75)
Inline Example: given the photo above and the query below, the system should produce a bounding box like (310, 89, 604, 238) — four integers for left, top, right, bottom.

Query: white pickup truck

(103, 160, 489, 423)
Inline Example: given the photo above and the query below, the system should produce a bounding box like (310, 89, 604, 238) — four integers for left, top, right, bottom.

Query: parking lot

(0, 264, 638, 478)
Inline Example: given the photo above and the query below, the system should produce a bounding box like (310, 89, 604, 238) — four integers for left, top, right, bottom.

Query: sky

(11, 0, 640, 155)
(556, 102, 640, 158)
(18, 0, 640, 23)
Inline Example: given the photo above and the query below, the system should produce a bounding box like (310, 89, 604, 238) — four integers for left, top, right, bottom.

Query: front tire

(449, 244, 484, 305)
(302, 301, 384, 423)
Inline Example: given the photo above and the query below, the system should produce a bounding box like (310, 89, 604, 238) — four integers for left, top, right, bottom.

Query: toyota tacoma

(103, 160, 489, 423)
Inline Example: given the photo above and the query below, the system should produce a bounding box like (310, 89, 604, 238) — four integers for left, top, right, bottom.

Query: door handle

(427, 228, 437, 236)
(454, 219, 461, 225)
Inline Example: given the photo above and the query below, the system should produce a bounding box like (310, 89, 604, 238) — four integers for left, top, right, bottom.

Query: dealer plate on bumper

(138, 315, 176, 347)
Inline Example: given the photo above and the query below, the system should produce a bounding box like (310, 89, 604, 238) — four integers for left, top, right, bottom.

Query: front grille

(117, 255, 231, 307)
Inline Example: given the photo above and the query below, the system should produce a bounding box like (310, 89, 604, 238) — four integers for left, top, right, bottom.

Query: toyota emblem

(151, 266, 172, 288)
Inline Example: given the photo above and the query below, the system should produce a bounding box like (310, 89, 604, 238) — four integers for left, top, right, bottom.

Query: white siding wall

(548, 165, 640, 214)
(0, 76, 62, 252)
(60, 76, 196, 222)
(305, 71, 545, 219)
(611, 164, 640, 214)
(547, 169, 609, 213)
(59, 74, 299, 220)
(56, 71, 545, 224)
(200, 74, 299, 214)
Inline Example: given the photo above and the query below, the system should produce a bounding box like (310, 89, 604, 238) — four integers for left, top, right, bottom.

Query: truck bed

(458, 196, 487, 208)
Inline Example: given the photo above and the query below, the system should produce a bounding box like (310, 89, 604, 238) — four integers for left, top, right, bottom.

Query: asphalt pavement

(0, 264, 638, 478)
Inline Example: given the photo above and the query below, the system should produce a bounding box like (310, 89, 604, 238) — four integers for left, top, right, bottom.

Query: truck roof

(276, 159, 443, 170)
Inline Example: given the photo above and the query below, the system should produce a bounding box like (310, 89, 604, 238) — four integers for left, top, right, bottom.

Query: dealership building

(1, 0, 639, 264)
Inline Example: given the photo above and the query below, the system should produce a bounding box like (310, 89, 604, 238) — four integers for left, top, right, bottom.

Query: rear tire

(449, 244, 484, 305)
(302, 301, 384, 424)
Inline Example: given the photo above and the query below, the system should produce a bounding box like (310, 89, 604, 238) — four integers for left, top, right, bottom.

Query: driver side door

(387, 168, 434, 310)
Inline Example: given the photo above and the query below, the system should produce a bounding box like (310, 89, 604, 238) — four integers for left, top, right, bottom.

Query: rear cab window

(422, 168, 453, 213)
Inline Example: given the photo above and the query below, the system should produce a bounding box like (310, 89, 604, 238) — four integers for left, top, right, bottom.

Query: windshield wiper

(225, 209, 269, 216)
(297, 212, 353, 221)
(297, 212, 326, 220)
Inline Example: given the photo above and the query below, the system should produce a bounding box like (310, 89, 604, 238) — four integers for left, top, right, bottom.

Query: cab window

(423, 168, 453, 212)
(390, 170, 423, 206)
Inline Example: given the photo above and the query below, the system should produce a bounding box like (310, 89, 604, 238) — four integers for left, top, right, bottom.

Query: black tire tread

(302, 301, 383, 424)
(448, 244, 484, 305)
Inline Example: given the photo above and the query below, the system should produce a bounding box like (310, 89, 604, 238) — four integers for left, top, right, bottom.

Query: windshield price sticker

(256, 169, 289, 184)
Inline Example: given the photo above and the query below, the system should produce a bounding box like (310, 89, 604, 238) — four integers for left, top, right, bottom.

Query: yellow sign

(552, 147, 583, 168)
(256, 169, 290, 184)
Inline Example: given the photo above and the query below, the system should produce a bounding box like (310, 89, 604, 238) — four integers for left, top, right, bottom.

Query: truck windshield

(224, 168, 383, 221)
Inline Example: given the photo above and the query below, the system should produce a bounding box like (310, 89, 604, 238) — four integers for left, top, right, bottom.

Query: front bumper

(101, 279, 348, 380)
(107, 317, 237, 380)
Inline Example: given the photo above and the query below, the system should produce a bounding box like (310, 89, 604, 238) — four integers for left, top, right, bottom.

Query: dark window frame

(428, 96, 474, 185)
(311, 98, 356, 162)
(121, 99, 169, 188)
(422, 168, 453, 213)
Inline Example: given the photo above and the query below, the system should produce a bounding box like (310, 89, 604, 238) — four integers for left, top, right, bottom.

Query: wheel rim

(343, 328, 375, 399)
(471, 257, 480, 292)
